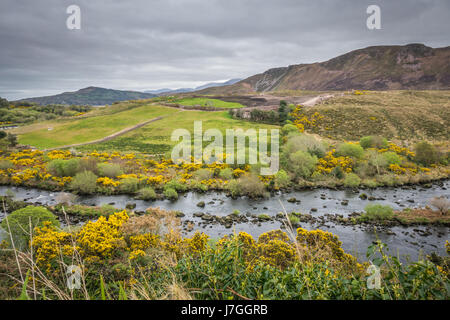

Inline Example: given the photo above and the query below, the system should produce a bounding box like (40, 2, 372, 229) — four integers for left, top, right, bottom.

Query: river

(0, 181, 449, 261)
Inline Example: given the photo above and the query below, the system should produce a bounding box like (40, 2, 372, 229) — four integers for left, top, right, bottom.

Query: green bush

(136, 187, 157, 201)
(98, 163, 123, 178)
(1, 206, 59, 249)
(69, 171, 98, 194)
(281, 124, 298, 137)
(47, 158, 80, 177)
(274, 169, 290, 188)
(163, 187, 178, 200)
(382, 152, 402, 165)
(359, 136, 388, 149)
(119, 177, 140, 193)
(287, 150, 318, 179)
(414, 141, 439, 167)
(343, 173, 361, 188)
(165, 179, 188, 192)
(361, 204, 394, 221)
(218, 168, 233, 180)
(337, 143, 364, 159)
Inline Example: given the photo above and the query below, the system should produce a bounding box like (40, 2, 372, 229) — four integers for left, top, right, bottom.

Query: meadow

(172, 97, 246, 109)
(13, 103, 180, 149)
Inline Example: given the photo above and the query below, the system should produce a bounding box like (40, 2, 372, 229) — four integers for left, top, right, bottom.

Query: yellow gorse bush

(317, 149, 353, 174)
(76, 210, 129, 260)
(289, 105, 323, 133)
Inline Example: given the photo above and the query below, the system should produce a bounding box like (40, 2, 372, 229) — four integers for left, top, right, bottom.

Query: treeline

(229, 100, 294, 125)
(0, 97, 92, 125)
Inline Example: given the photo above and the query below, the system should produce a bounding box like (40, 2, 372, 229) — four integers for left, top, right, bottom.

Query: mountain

(197, 44, 450, 94)
(145, 78, 242, 95)
(16, 87, 157, 105)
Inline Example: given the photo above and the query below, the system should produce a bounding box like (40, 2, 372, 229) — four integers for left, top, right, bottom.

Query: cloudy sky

(1, 0, 449, 100)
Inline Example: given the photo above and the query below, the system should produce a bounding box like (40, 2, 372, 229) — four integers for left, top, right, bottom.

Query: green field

(14, 102, 278, 153)
(77, 110, 279, 153)
(174, 97, 245, 109)
(14, 104, 179, 149)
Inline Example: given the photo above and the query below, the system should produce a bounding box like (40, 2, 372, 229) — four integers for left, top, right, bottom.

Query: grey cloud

(0, 0, 449, 100)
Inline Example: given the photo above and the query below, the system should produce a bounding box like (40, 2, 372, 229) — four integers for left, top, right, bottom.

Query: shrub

(331, 166, 345, 179)
(136, 187, 157, 201)
(414, 142, 439, 167)
(274, 169, 290, 188)
(0, 160, 13, 170)
(382, 152, 402, 165)
(98, 163, 123, 178)
(119, 177, 140, 193)
(281, 124, 298, 137)
(361, 204, 394, 221)
(344, 173, 361, 188)
(165, 179, 188, 192)
(365, 150, 387, 175)
(359, 136, 388, 149)
(193, 169, 212, 181)
(238, 174, 267, 198)
(218, 168, 233, 180)
(78, 157, 99, 174)
(282, 134, 325, 158)
(337, 143, 364, 159)
(70, 171, 98, 194)
(287, 150, 318, 179)
(47, 158, 80, 177)
(1, 206, 59, 249)
(226, 180, 241, 197)
(163, 187, 178, 200)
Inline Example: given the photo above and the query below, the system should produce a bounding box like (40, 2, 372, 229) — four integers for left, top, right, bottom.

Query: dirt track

(44, 116, 165, 151)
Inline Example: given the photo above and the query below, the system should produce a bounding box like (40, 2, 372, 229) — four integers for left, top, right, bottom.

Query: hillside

(145, 78, 242, 95)
(198, 44, 450, 94)
(16, 86, 156, 106)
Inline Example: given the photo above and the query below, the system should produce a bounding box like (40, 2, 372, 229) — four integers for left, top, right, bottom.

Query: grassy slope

(15, 104, 179, 149)
(174, 97, 245, 108)
(77, 110, 279, 153)
(304, 90, 450, 144)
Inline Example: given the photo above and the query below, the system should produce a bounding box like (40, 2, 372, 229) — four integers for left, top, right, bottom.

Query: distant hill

(197, 44, 450, 94)
(16, 87, 157, 106)
(145, 78, 242, 95)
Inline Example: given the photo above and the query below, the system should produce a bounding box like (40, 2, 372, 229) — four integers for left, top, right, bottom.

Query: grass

(173, 97, 245, 109)
(76, 110, 279, 153)
(304, 90, 450, 144)
(14, 104, 179, 149)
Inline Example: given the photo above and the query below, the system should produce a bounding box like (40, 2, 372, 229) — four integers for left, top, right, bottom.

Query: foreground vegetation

(0, 204, 448, 300)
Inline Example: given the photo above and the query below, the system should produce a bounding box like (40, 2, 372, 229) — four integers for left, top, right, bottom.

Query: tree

(278, 100, 288, 124)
